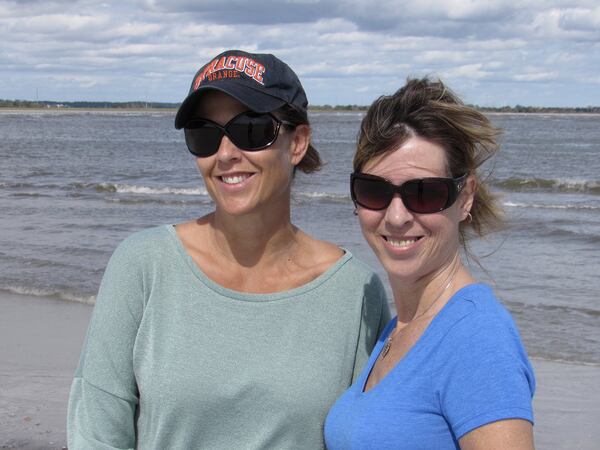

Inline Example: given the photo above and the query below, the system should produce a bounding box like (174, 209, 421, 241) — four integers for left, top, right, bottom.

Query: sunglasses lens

(402, 179, 450, 213)
(184, 113, 280, 157)
(353, 177, 393, 210)
(184, 121, 223, 157)
(228, 112, 278, 150)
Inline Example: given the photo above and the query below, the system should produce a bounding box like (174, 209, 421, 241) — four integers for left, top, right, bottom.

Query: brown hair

(275, 104, 322, 174)
(354, 77, 503, 244)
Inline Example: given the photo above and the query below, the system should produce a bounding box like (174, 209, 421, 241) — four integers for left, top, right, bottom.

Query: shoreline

(1, 292, 599, 449)
(2, 107, 600, 116)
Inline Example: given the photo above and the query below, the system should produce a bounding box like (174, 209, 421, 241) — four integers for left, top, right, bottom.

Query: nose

(215, 134, 243, 163)
(383, 194, 414, 228)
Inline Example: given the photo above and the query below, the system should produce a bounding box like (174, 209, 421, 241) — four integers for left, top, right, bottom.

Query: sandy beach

(1, 292, 599, 449)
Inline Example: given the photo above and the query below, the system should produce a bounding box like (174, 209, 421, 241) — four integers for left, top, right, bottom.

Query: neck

(390, 252, 474, 324)
(209, 202, 297, 268)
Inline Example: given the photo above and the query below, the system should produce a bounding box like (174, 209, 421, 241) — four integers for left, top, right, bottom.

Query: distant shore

(0, 107, 178, 113)
(2, 99, 600, 114)
(3, 107, 600, 116)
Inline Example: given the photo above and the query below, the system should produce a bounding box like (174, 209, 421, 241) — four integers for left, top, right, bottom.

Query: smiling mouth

(220, 173, 252, 185)
(384, 236, 421, 248)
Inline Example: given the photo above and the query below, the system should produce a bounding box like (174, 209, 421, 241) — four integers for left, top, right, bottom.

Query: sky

(1, 0, 599, 107)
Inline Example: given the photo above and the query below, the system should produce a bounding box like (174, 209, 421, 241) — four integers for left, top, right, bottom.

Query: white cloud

(102, 43, 178, 57)
(178, 23, 235, 38)
(415, 51, 473, 64)
(441, 63, 493, 80)
(6, 13, 111, 35)
(530, 7, 600, 41)
(0, 0, 599, 106)
(558, 7, 600, 32)
(513, 71, 560, 82)
(464, 39, 528, 51)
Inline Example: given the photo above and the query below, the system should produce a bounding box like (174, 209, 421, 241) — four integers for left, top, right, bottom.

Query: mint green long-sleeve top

(67, 225, 390, 449)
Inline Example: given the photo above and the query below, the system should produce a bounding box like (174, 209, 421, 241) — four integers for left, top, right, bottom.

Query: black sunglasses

(350, 172, 468, 214)
(184, 111, 294, 157)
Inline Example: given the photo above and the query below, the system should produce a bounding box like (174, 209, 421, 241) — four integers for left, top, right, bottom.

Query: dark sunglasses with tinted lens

(184, 111, 294, 157)
(350, 172, 468, 214)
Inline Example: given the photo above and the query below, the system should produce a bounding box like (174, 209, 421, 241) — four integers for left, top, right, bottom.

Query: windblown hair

(276, 104, 322, 174)
(354, 77, 503, 244)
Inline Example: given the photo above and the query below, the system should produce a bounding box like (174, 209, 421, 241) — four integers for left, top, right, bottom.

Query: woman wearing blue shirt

(325, 78, 535, 449)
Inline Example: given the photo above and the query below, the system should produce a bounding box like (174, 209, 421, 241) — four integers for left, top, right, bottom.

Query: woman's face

(357, 135, 473, 284)
(192, 90, 308, 216)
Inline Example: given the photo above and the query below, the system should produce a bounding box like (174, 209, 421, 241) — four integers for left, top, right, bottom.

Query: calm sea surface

(1, 110, 599, 365)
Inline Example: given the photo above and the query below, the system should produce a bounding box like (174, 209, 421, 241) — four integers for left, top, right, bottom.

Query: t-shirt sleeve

(352, 272, 391, 382)
(67, 236, 147, 449)
(437, 306, 535, 440)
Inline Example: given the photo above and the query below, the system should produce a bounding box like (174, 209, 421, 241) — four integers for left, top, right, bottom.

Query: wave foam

(105, 183, 208, 196)
(495, 177, 600, 194)
(294, 191, 349, 202)
(70, 182, 209, 196)
(1, 285, 96, 305)
(504, 201, 600, 211)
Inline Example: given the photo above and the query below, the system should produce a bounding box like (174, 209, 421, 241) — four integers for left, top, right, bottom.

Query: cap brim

(174, 83, 287, 129)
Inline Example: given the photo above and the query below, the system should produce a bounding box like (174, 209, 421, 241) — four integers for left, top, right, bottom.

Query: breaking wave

(73, 182, 209, 196)
(1, 284, 96, 305)
(504, 201, 600, 211)
(495, 177, 600, 194)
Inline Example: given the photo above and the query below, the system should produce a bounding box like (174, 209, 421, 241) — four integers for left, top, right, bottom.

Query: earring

(465, 212, 473, 223)
(353, 208, 358, 216)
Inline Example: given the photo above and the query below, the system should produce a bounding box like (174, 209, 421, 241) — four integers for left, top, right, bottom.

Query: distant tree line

(311, 104, 366, 111)
(470, 104, 600, 114)
(0, 99, 179, 109)
(1, 99, 599, 113)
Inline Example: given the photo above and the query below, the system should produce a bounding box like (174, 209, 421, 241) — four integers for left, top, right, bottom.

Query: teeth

(386, 237, 418, 248)
(221, 174, 249, 184)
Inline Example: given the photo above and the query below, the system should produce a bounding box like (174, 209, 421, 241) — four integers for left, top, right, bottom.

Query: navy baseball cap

(174, 50, 308, 129)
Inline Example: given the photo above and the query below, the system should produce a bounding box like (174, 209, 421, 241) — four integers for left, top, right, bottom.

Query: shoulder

(111, 225, 173, 259)
(433, 284, 516, 335)
(332, 251, 385, 290)
(92, 228, 176, 324)
(335, 253, 389, 318)
(117, 225, 173, 251)
(443, 284, 522, 341)
(295, 232, 384, 293)
(433, 285, 535, 438)
(430, 283, 535, 387)
(297, 232, 345, 272)
(326, 246, 377, 279)
(434, 283, 535, 390)
(105, 225, 176, 276)
(300, 246, 387, 307)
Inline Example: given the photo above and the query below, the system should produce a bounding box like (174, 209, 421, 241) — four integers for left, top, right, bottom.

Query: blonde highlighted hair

(354, 77, 503, 244)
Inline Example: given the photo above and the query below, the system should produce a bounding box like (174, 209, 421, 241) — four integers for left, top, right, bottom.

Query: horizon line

(2, 99, 600, 111)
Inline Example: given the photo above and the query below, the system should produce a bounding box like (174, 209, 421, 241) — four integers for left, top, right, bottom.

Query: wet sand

(0, 293, 90, 449)
(1, 292, 598, 449)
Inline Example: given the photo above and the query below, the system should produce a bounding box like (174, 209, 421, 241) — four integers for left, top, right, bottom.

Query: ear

(288, 124, 311, 166)
(459, 174, 476, 221)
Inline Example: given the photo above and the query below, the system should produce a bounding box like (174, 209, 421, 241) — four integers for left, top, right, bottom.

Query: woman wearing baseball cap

(67, 50, 390, 449)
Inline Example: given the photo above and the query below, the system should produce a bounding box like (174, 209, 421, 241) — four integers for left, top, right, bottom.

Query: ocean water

(1, 110, 599, 365)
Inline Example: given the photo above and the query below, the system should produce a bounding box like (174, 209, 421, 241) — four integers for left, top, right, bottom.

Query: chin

(382, 261, 421, 283)
(216, 203, 256, 216)
(370, 243, 432, 283)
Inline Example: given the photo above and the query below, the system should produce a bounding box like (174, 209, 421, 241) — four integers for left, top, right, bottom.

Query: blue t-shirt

(324, 283, 535, 450)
